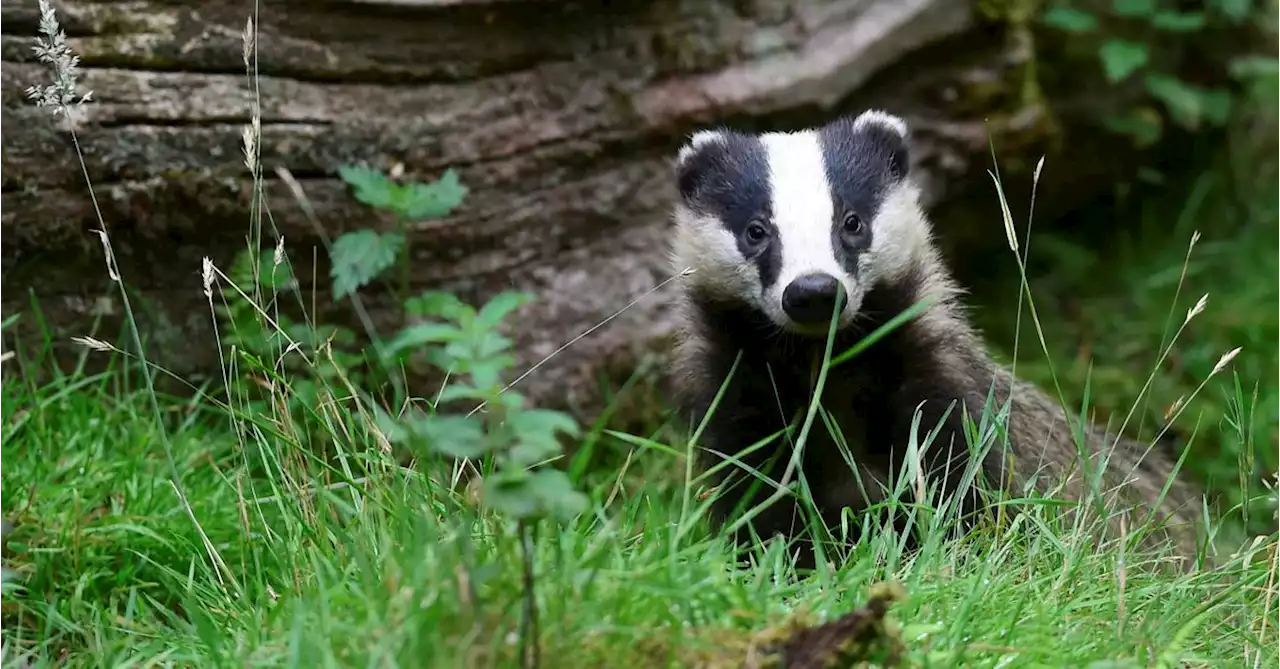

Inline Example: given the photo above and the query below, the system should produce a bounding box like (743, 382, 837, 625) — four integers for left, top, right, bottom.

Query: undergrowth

(972, 122, 1280, 537)
(2, 1, 1278, 668)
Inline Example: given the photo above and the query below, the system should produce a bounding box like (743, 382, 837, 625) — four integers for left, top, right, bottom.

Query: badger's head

(670, 110, 931, 337)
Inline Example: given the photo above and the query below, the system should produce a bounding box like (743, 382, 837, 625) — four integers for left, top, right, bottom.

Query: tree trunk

(0, 0, 1164, 422)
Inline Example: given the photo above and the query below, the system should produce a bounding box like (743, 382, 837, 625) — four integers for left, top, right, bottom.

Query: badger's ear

(850, 109, 911, 180)
(674, 129, 727, 203)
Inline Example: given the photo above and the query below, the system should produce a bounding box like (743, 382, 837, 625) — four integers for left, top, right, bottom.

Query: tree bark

(0, 0, 1153, 422)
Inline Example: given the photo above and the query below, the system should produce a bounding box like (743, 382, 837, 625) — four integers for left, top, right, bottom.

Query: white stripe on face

(759, 130, 858, 328)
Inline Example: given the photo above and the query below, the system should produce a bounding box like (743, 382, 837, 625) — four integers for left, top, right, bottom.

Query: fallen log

(0, 0, 1229, 424)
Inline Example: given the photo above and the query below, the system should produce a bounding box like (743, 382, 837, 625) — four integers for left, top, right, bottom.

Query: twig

(518, 520, 540, 669)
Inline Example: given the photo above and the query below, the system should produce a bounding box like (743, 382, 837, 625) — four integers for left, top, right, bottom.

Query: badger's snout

(781, 272, 845, 327)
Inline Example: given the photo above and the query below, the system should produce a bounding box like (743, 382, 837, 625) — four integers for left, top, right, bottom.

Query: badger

(666, 110, 1206, 570)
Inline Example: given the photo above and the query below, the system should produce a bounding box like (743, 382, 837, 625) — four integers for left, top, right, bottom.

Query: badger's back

(991, 364, 1205, 560)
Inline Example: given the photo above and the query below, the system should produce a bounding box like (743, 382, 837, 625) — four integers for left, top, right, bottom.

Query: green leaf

(330, 230, 404, 300)
(384, 322, 463, 359)
(483, 469, 587, 520)
(1228, 55, 1280, 80)
(1150, 11, 1206, 31)
(1102, 108, 1164, 148)
(405, 291, 470, 321)
(466, 356, 511, 393)
(422, 348, 456, 373)
(496, 391, 527, 412)
(1144, 75, 1217, 129)
(482, 470, 538, 518)
(1098, 40, 1149, 83)
(415, 415, 489, 459)
(291, 378, 323, 410)
(476, 291, 533, 330)
(338, 164, 399, 211)
(524, 469, 589, 520)
(255, 255, 296, 291)
(505, 409, 580, 467)
(508, 441, 559, 468)
(1215, 0, 1253, 21)
(1196, 88, 1234, 125)
(1042, 6, 1098, 32)
(440, 340, 470, 364)
(401, 169, 469, 221)
(1112, 0, 1154, 17)
(434, 384, 490, 406)
(509, 409, 580, 441)
(473, 330, 515, 360)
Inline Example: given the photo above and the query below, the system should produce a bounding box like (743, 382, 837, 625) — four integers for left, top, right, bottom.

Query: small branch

(518, 519, 541, 669)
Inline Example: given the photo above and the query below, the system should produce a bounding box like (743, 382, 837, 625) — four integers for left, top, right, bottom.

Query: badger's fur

(667, 110, 1206, 570)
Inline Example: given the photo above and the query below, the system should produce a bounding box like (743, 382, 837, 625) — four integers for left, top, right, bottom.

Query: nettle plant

(215, 166, 468, 421)
(344, 167, 587, 664)
(332, 163, 467, 300)
(1043, 0, 1278, 146)
(215, 166, 592, 527)
(336, 166, 588, 522)
(202, 161, 587, 666)
(377, 289, 589, 522)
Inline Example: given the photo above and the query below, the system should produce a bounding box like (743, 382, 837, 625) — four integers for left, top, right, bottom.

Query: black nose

(781, 273, 843, 326)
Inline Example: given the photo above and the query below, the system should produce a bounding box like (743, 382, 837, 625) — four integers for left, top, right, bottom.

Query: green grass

(969, 138, 1280, 537)
(3, 170, 1279, 663)
(3, 179, 1278, 668)
(4, 4, 1277, 665)
(4, 111, 1278, 669)
(2, 366, 1277, 668)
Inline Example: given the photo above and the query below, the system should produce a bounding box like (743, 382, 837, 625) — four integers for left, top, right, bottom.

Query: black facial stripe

(675, 131, 779, 289)
(818, 114, 910, 277)
(757, 231, 781, 289)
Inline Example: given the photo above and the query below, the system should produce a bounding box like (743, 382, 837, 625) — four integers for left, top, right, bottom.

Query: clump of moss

(775, 581, 909, 669)
(624, 581, 910, 669)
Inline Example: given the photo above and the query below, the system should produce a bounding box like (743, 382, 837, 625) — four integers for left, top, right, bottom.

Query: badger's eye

(842, 211, 864, 236)
(744, 220, 770, 246)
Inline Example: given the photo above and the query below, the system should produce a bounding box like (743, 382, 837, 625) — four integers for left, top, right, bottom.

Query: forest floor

(4, 6, 1279, 662)
(3, 143, 1278, 666)
(1, 352, 1277, 667)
